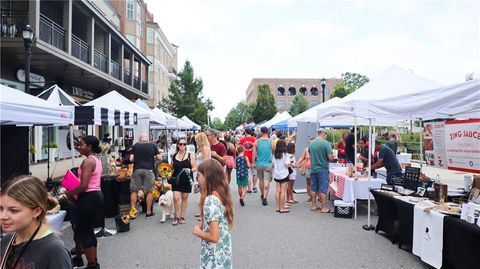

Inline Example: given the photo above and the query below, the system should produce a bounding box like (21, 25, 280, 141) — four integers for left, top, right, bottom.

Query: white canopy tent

(37, 84, 80, 106)
(290, 97, 342, 123)
(368, 79, 480, 120)
(36, 84, 80, 167)
(260, 111, 293, 128)
(316, 65, 442, 120)
(150, 108, 192, 130)
(0, 84, 74, 126)
(181, 116, 201, 130)
(134, 99, 167, 126)
(314, 66, 443, 228)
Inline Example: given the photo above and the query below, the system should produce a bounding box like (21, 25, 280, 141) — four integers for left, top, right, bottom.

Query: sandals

(320, 208, 333, 214)
(172, 217, 179, 226)
(279, 210, 290, 213)
(179, 217, 186, 224)
(310, 207, 320, 211)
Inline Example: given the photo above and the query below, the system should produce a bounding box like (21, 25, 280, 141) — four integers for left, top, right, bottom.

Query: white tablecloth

(397, 153, 412, 163)
(412, 204, 445, 269)
(46, 210, 66, 232)
(329, 171, 386, 203)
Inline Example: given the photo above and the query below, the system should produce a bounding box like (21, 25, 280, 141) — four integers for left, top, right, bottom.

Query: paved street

(62, 178, 429, 269)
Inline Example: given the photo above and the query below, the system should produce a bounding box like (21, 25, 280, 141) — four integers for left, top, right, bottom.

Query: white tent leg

(354, 116, 358, 219)
(419, 119, 423, 167)
(70, 125, 75, 168)
(363, 118, 374, 231)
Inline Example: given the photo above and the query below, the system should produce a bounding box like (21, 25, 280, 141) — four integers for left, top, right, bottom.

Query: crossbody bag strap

(0, 233, 16, 268)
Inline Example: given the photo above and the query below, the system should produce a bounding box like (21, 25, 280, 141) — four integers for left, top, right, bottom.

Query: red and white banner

(445, 119, 480, 173)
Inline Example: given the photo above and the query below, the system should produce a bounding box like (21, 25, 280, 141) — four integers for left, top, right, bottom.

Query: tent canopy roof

(1, 85, 74, 126)
(37, 84, 79, 106)
(85, 91, 150, 120)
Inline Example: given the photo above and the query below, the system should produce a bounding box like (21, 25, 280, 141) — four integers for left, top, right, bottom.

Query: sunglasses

(178, 143, 187, 146)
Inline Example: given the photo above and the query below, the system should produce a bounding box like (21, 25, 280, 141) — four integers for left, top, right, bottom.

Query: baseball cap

(317, 128, 327, 133)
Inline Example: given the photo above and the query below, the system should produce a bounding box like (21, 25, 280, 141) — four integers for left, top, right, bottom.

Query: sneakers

(253, 188, 258, 193)
(247, 189, 253, 193)
(86, 263, 100, 269)
(129, 207, 138, 219)
(239, 199, 245, 207)
(262, 197, 268, 206)
(146, 212, 155, 219)
(72, 257, 84, 268)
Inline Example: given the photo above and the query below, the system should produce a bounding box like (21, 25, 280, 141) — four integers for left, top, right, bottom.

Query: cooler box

(334, 200, 354, 218)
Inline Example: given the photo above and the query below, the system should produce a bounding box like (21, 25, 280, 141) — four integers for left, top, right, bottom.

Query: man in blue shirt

(371, 140, 402, 185)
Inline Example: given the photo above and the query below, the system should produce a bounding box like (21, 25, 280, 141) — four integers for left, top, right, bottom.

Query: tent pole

(419, 119, 423, 168)
(354, 116, 357, 180)
(28, 126, 32, 175)
(70, 125, 75, 168)
(47, 126, 51, 180)
(363, 118, 374, 231)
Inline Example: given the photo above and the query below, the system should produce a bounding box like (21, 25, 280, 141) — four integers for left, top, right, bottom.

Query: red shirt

(239, 136, 256, 163)
(210, 142, 227, 158)
(337, 140, 346, 156)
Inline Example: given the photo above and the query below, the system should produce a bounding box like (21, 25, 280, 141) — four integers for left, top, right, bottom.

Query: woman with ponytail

(60, 135, 103, 269)
(1, 176, 71, 268)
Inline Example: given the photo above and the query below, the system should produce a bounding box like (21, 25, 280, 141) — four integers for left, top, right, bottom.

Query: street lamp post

(320, 78, 327, 103)
(22, 25, 34, 94)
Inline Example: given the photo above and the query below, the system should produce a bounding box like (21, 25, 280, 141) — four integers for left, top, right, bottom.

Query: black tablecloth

(370, 190, 398, 243)
(371, 189, 480, 269)
(101, 175, 118, 218)
(443, 216, 480, 269)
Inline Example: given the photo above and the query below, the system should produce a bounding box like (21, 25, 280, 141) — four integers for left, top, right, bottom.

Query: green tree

(342, 72, 369, 90)
(211, 117, 226, 130)
(252, 84, 276, 123)
(224, 101, 256, 130)
(158, 60, 213, 126)
(330, 72, 370, 98)
(289, 94, 309, 116)
(331, 81, 350, 98)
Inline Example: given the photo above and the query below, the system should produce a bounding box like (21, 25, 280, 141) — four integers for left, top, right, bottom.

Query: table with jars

(328, 163, 387, 219)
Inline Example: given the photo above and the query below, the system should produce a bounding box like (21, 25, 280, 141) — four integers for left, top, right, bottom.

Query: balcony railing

(133, 76, 140, 90)
(71, 34, 89, 63)
(123, 68, 131, 84)
(39, 14, 65, 50)
(1, 10, 28, 37)
(93, 49, 107, 72)
(110, 60, 120, 79)
(141, 80, 148, 94)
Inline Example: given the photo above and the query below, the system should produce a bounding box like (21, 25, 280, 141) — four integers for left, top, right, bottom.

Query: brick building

(246, 78, 342, 112)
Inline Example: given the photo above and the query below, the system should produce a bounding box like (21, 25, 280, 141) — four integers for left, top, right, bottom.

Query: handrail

(72, 34, 89, 49)
(40, 14, 65, 34)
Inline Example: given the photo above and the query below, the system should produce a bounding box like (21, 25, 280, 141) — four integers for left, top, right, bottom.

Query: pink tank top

(306, 151, 311, 169)
(78, 155, 102, 192)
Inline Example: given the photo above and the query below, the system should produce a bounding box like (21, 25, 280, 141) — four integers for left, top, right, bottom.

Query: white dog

(158, 190, 174, 223)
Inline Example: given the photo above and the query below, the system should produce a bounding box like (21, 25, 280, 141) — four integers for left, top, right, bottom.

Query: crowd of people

(0, 126, 403, 269)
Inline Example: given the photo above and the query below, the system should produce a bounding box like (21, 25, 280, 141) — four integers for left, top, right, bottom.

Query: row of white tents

(0, 84, 201, 130)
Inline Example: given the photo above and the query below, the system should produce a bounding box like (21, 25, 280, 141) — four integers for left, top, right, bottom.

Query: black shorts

(274, 176, 289, 183)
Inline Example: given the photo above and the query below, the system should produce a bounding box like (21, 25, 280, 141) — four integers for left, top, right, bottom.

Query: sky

(145, 0, 480, 121)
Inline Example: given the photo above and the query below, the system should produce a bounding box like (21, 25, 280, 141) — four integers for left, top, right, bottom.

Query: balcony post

(87, 17, 95, 65)
(137, 59, 142, 90)
(130, 53, 134, 87)
(28, 0, 40, 35)
(145, 64, 149, 95)
(107, 33, 111, 74)
(120, 44, 124, 81)
(63, 0, 72, 53)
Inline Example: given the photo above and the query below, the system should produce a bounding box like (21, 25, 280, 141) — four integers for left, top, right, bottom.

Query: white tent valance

(181, 116, 201, 130)
(0, 85, 74, 126)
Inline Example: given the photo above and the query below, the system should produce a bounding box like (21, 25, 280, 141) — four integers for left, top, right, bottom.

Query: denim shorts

(310, 168, 329, 193)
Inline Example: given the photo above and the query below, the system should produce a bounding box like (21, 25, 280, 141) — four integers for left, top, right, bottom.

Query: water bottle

(435, 174, 441, 184)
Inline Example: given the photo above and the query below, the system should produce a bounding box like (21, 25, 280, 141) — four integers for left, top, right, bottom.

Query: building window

(147, 55, 155, 69)
(147, 27, 154, 44)
(288, 101, 293, 108)
(148, 82, 154, 96)
(299, 87, 307, 96)
(277, 101, 285, 109)
(310, 87, 318, 96)
(288, 86, 296, 96)
(310, 101, 318, 107)
(277, 87, 285, 96)
(126, 0, 134, 19)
